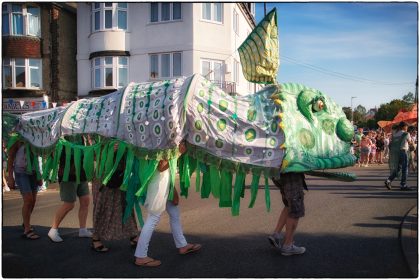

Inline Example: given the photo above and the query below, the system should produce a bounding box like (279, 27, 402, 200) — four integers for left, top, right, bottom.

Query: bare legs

(273, 207, 300, 246)
(22, 192, 37, 233)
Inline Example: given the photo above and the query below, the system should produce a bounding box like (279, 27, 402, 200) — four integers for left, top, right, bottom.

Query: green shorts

(59, 181, 90, 202)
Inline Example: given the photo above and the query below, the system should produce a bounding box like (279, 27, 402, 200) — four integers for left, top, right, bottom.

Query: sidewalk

(400, 205, 418, 277)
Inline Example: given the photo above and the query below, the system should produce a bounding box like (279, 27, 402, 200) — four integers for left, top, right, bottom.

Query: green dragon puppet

(4, 9, 355, 224)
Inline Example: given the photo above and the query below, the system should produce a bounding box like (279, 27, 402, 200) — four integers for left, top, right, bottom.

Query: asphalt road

(2, 164, 417, 277)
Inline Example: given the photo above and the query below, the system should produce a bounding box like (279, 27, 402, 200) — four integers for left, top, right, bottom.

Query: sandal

(179, 243, 202, 255)
(22, 229, 40, 240)
(91, 239, 109, 253)
(130, 236, 138, 248)
(134, 257, 161, 267)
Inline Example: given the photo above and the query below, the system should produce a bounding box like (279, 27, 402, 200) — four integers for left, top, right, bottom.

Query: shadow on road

(2, 225, 413, 278)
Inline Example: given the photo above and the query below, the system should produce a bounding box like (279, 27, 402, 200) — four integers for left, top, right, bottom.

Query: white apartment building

(76, 2, 258, 98)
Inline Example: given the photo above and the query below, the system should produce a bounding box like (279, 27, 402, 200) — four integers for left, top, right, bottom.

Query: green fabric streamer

(123, 158, 144, 227)
(50, 142, 63, 182)
(167, 158, 178, 201)
(232, 170, 246, 216)
(201, 165, 211, 198)
(6, 133, 20, 150)
(264, 176, 271, 212)
(94, 144, 102, 178)
(32, 152, 41, 180)
(73, 146, 82, 184)
(178, 155, 187, 197)
(43, 156, 53, 181)
(135, 159, 158, 198)
(97, 142, 109, 178)
(62, 144, 72, 182)
(248, 173, 261, 208)
(209, 165, 221, 198)
(83, 146, 95, 181)
(104, 141, 116, 177)
(179, 155, 196, 197)
(219, 170, 233, 207)
(121, 149, 134, 191)
(102, 141, 127, 185)
(195, 161, 201, 192)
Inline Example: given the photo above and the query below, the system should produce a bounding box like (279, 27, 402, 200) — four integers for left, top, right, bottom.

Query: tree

(403, 92, 415, 104)
(355, 105, 366, 115)
(342, 106, 352, 121)
(374, 99, 411, 122)
(366, 119, 377, 129)
(352, 111, 366, 126)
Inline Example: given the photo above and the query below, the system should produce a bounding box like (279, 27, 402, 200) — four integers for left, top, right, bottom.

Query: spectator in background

(383, 133, 390, 161)
(408, 126, 417, 173)
(385, 122, 413, 191)
(375, 132, 385, 164)
(369, 131, 377, 164)
(354, 127, 364, 165)
(360, 135, 372, 167)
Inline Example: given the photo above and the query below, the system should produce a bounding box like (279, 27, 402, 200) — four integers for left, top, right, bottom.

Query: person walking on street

(385, 121, 413, 191)
(90, 144, 140, 252)
(48, 147, 93, 242)
(7, 140, 42, 240)
(269, 172, 307, 256)
(134, 142, 201, 267)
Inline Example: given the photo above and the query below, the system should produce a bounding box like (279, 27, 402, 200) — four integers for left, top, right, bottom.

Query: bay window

(2, 58, 42, 89)
(92, 3, 128, 32)
(2, 3, 41, 36)
(92, 56, 129, 89)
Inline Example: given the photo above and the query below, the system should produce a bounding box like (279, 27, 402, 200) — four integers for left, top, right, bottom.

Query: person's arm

(7, 143, 19, 188)
(157, 159, 169, 172)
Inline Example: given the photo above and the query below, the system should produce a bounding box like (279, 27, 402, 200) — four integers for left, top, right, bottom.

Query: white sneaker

(48, 228, 63, 242)
(4, 186, 10, 192)
(79, 228, 93, 238)
(281, 243, 306, 256)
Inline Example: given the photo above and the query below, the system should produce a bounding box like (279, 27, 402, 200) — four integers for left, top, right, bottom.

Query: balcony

(209, 80, 236, 95)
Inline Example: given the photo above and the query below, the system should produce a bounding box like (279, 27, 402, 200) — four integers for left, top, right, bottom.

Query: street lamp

(351, 96, 357, 125)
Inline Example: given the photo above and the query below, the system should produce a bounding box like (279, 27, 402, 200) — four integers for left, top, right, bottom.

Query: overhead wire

(281, 55, 415, 86)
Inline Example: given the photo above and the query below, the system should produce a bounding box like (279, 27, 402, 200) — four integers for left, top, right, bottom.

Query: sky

(254, 2, 418, 110)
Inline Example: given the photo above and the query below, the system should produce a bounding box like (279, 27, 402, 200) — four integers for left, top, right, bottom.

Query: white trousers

(134, 200, 188, 258)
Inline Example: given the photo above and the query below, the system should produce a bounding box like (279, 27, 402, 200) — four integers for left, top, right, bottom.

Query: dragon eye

(313, 100, 324, 112)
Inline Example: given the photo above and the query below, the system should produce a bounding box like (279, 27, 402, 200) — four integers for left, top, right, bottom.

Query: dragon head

(268, 83, 356, 173)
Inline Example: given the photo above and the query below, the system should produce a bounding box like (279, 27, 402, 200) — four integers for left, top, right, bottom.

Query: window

(2, 4, 40, 36)
(201, 3, 222, 23)
(91, 56, 129, 89)
(201, 59, 224, 83)
(91, 3, 128, 32)
(150, 3, 182, 23)
(2, 58, 42, 89)
(233, 9, 239, 35)
(149, 52, 182, 79)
